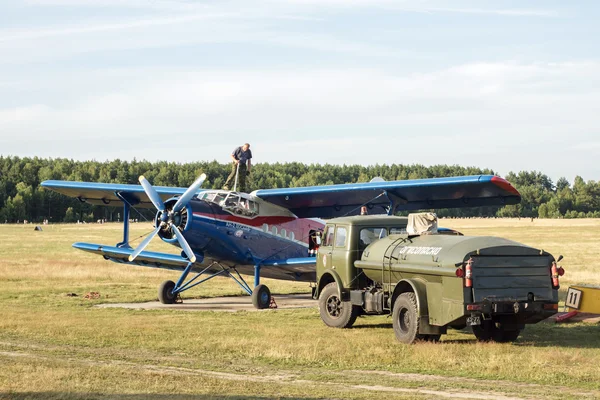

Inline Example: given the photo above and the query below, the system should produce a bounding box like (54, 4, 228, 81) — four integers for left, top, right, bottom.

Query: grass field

(1, 219, 600, 400)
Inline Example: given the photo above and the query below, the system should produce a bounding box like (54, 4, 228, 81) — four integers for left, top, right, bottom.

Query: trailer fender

(315, 269, 343, 299)
(391, 279, 429, 317)
(391, 279, 443, 335)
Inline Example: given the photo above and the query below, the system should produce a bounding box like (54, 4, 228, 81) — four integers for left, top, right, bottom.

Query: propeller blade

(128, 224, 162, 262)
(173, 173, 206, 213)
(139, 175, 165, 212)
(171, 225, 197, 263)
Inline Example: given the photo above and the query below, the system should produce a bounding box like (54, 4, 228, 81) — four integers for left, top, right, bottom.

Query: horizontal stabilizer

(252, 175, 520, 218)
(41, 181, 197, 208)
(73, 242, 192, 271)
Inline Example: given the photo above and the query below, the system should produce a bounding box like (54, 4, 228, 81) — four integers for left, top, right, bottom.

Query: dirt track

(2, 340, 599, 400)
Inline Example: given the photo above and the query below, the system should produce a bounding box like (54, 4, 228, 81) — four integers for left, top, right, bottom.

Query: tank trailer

(314, 213, 564, 344)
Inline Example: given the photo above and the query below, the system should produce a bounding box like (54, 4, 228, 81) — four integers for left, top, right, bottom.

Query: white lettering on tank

(397, 246, 442, 256)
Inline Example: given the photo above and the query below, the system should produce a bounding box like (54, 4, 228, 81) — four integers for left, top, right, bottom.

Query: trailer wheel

(318, 282, 358, 328)
(472, 321, 521, 343)
(158, 280, 177, 304)
(392, 292, 422, 344)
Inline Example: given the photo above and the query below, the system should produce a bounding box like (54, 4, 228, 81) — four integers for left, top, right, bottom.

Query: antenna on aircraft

(129, 174, 207, 263)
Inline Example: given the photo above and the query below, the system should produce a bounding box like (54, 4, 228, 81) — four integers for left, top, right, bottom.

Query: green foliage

(0, 155, 598, 222)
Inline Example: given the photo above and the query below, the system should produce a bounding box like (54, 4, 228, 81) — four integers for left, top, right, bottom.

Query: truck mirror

(557, 255, 563, 262)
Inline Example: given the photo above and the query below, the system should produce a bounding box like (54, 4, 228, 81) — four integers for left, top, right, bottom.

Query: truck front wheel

(319, 282, 358, 328)
(392, 292, 422, 344)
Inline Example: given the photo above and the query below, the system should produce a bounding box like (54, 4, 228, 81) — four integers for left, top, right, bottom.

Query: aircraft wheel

(318, 282, 359, 328)
(252, 284, 271, 309)
(392, 292, 421, 344)
(158, 280, 177, 304)
(472, 321, 521, 343)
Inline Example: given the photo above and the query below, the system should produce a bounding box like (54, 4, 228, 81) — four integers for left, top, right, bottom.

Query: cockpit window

(199, 191, 259, 217)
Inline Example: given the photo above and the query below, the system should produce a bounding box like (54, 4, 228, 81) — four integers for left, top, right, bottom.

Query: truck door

(317, 224, 335, 274)
(332, 225, 352, 287)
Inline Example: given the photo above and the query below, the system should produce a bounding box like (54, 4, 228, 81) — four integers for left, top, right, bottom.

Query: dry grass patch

(1, 220, 600, 399)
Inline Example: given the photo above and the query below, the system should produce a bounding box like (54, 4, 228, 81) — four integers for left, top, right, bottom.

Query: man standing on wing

(223, 143, 252, 192)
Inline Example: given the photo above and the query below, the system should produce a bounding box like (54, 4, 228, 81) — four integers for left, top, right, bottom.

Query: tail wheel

(318, 282, 359, 328)
(252, 284, 271, 309)
(158, 280, 177, 304)
(392, 292, 423, 344)
(472, 321, 521, 343)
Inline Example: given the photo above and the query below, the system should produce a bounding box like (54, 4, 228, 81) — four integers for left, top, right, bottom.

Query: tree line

(0, 156, 598, 223)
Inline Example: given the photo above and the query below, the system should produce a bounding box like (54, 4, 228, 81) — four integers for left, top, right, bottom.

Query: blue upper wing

(252, 175, 520, 218)
(41, 180, 195, 208)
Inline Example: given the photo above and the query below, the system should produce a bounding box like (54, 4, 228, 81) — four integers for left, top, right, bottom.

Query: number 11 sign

(565, 287, 583, 309)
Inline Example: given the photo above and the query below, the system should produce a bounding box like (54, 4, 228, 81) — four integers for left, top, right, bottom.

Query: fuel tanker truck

(313, 213, 565, 344)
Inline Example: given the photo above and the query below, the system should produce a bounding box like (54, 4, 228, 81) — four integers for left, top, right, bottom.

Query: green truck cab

(314, 213, 564, 344)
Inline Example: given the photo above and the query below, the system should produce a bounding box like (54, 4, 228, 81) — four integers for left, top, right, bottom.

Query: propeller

(128, 224, 163, 262)
(139, 175, 165, 212)
(173, 174, 206, 213)
(128, 174, 206, 263)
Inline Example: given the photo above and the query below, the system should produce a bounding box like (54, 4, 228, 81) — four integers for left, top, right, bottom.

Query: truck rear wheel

(318, 282, 358, 328)
(472, 321, 521, 343)
(392, 292, 422, 344)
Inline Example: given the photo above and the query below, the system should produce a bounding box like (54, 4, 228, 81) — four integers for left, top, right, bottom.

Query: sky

(0, 0, 599, 184)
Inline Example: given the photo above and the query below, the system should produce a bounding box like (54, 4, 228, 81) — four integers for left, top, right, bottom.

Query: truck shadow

(352, 323, 393, 329)
(516, 323, 600, 348)
(351, 323, 600, 347)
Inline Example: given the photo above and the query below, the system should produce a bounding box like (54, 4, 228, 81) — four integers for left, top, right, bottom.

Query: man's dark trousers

(224, 162, 247, 192)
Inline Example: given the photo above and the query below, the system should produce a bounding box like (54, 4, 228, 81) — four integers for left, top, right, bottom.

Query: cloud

(261, 0, 557, 17)
(2, 61, 599, 180)
(0, 14, 237, 43)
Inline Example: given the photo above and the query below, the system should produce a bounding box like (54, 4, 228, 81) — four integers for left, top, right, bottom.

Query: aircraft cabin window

(281, 229, 286, 238)
(335, 227, 347, 248)
(289, 231, 295, 241)
(272, 226, 278, 236)
(262, 224, 269, 232)
(323, 226, 335, 247)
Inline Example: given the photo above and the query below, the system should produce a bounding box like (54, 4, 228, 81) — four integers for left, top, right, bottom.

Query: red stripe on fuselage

(193, 212, 325, 244)
(193, 212, 295, 226)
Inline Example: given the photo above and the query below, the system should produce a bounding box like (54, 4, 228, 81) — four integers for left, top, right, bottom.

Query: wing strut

(115, 192, 133, 248)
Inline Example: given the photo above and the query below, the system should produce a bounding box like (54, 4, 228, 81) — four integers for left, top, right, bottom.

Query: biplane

(41, 174, 520, 308)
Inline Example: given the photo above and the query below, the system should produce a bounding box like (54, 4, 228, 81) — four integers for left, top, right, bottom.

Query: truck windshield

(323, 225, 335, 246)
(335, 227, 347, 247)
